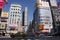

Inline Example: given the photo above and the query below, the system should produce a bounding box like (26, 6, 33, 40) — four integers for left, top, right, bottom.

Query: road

(0, 36, 60, 40)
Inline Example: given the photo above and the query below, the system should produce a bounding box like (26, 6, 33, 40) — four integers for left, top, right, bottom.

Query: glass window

(18, 9, 19, 10)
(16, 9, 17, 10)
(2, 25, 4, 27)
(40, 19, 43, 21)
(13, 12, 15, 13)
(11, 8, 13, 10)
(15, 15, 16, 17)
(16, 12, 17, 13)
(18, 12, 19, 13)
(45, 22, 48, 24)
(14, 9, 15, 10)
(11, 12, 12, 13)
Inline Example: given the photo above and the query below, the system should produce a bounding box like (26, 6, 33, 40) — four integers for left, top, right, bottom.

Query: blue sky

(4, 0, 60, 23)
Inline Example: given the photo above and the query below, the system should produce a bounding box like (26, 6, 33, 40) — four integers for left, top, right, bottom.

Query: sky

(4, 0, 60, 23)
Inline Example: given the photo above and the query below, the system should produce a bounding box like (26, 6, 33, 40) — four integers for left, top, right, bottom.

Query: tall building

(0, 12, 8, 33)
(48, 0, 60, 35)
(8, 4, 22, 33)
(22, 7, 28, 33)
(33, 0, 53, 34)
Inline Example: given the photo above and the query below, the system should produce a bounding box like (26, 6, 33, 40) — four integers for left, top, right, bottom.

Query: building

(22, 7, 28, 33)
(48, 0, 60, 35)
(27, 20, 35, 36)
(0, 12, 8, 33)
(7, 4, 22, 33)
(33, 0, 53, 34)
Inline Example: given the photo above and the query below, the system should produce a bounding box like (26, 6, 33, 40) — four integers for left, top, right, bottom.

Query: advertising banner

(0, 0, 4, 9)
(50, 0, 57, 6)
(37, 1, 50, 8)
(1, 12, 8, 17)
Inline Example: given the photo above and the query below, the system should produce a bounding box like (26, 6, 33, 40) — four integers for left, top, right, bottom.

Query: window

(18, 9, 19, 10)
(45, 22, 48, 24)
(2, 25, 4, 27)
(11, 12, 12, 13)
(14, 9, 15, 10)
(18, 12, 19, 13)
(16, 9, 17, 10)
(16, 12, 17, 13)
(11, 8, 13, 10)
(40, 19, 43, 21)
(15, 15, 16, 17)
(40, 22, 44, 24)
(13, 12, 14, 13)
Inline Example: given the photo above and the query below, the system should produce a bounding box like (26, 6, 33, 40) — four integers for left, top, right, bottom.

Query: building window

(15, 15, 16, 17)
(18, 12, 19, 13)
(16, 12, 17, 13)
(11, 8, 13, 10)
(13, 15, 14, 16)
(13, 12, 15, 13)
(45, 22, 48, 24)
(18, 9, 19, 10)
(2, 25, 4, 27)
(16, 9, 17, 10)
(11, 12, 12, 13)
(14, 9, 15, 10)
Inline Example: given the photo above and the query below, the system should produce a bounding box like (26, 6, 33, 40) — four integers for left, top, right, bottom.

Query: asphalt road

(0, 36, 60, 40)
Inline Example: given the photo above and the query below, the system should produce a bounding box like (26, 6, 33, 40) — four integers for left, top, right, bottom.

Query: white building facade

(8, 4, 22, 33)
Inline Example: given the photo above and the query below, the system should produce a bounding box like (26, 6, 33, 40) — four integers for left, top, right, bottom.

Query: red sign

(0, 0, 4, 2)
(0, 0, 4, 9)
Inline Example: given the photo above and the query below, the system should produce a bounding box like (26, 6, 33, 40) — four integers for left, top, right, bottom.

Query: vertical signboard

(0, 0, 4, 9)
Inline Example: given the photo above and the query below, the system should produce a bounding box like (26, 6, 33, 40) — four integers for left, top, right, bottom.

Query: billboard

(0, 0, 4, 9)
(50, 0, 57, 6)
(37, 1, 50, 8)
(0, 0, 8, 9)
(1, 12, 8, 17)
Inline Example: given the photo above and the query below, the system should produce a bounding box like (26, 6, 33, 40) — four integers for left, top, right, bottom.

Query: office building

(8, 4, 22, 33)
(22, 7, 28, 33)
(0, 12, 8, 33)
(48, 0, 60, 35)
(33, 0, 53, 34)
